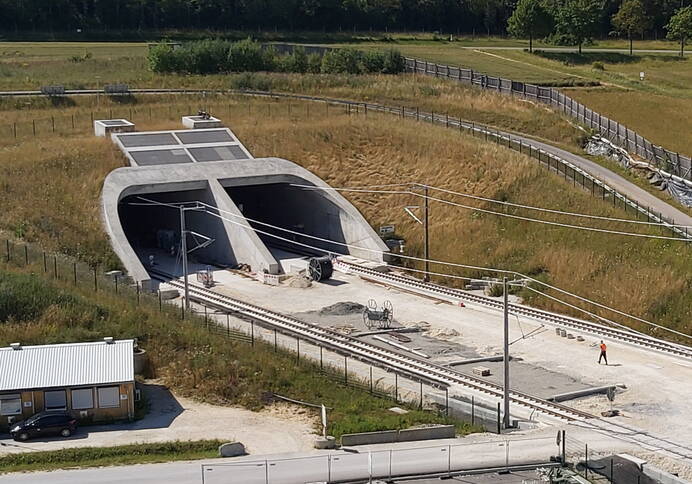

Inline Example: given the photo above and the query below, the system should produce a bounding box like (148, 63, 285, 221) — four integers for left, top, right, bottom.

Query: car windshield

(25, 414, 42, 425)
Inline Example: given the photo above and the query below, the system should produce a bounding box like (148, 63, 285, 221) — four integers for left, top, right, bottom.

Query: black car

(10, 411, 77, 441)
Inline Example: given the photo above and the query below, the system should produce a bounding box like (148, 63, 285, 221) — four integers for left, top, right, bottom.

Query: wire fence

(0, 234, 499, 433)
(3, 89, 687, 240)
(406, 57, 692, 182)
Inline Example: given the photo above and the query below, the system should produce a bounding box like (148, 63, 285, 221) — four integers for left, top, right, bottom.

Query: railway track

(335, 260, 692, 360)
(149, 269, 593, 423)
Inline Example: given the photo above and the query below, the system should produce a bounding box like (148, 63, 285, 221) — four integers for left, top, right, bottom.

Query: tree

(612, 0, 651, 55)
(554, 0, 603, 54)
(507, 0, 554, 53)
(666, 6, 692, 58)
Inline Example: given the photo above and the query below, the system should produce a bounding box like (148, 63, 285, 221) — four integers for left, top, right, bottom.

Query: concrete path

(461, 47, 688, 55)
(525, 137, 692, 228)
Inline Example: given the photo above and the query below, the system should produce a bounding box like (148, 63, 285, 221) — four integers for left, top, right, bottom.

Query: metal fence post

(497, 401, 501, 434)
(24, 245, 28, 265)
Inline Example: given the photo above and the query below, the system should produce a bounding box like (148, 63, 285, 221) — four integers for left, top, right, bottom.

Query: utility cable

(127, 197, 690, 340)
(293, 184, 691, 240)
(192, 201, 689, 340)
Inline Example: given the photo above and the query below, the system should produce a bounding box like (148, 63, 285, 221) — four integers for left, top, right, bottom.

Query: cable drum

(308, 256, 333, 282)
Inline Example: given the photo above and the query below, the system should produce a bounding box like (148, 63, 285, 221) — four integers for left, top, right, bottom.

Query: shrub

(382, 49, 406, 74)
(592, 61, 605, 71)
(361, 51, 385, 73)
(228, 38, 274, 72)
(186, 39, 231, 74)
(321, 49, 363, 74)
(281, 46, 310, 73)
(307, 53, 323, 74)
(148, 44, 186, 73)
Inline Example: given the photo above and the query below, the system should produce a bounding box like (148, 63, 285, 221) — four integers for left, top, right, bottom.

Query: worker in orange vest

(598, 340, 608, 365)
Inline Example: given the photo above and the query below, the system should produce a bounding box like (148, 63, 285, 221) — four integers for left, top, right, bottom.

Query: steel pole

(423, 184, 430, 282)
(180, 207, 190, 310)
(503, 277, 510, 429)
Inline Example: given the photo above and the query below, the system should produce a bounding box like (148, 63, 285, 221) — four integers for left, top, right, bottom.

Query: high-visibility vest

(600, 343, 607, 352)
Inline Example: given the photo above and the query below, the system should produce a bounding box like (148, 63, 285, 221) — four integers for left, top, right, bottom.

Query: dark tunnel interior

(224, 183, 347, 257)
(118, 187, 234, 272)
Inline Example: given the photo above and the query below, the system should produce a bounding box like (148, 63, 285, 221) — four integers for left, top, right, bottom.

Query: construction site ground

(157, 261, 692, 474)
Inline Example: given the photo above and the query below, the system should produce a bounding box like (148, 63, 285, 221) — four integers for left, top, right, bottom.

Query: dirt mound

(319, 302, 365, 316)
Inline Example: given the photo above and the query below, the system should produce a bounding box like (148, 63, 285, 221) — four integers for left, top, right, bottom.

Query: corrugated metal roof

(0, 340, 134, 392)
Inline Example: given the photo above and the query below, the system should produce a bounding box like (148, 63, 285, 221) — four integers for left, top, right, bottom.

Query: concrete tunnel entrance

(224, 183, 348, 258)
(118, 187, 234, 276)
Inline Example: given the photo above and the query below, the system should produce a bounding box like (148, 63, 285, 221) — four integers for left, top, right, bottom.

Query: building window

(71, 388, 94, 410)
(44, 390, 67, 410)
(97, 386, 120, 408)
(0, 394, 22, 416)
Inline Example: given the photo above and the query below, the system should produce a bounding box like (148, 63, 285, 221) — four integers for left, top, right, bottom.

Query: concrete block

(472, 366, 491, 376)
(341, 430, 398, 446)
(94, 119, 134, 137)
(218, 442, 245, 457)
(567, 333, 574, 339)
(398, 425, 456, 442)
(159, 289, 179, 300)
(313, 436, 336, 449)
(182, 115, 223, 129)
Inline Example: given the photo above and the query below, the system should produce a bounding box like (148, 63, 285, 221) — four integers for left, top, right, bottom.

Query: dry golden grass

(0, 96, 688, 338)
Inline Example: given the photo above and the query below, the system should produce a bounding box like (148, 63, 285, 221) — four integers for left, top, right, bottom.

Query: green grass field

(0, 441, 222, 473)
(1, 40, 689, 156)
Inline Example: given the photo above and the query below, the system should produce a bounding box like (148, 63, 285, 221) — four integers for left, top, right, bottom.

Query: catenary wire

(128, 197, 691, 341)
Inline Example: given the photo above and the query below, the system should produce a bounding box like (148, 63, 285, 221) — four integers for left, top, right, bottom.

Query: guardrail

(405, 57, 692, 182)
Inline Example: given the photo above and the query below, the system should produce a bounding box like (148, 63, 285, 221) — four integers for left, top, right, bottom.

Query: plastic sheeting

(585, 136, 692, 208)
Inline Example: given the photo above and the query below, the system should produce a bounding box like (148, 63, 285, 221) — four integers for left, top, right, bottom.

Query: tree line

(0, 0, 689, 51)
(509, 0, 692, 55)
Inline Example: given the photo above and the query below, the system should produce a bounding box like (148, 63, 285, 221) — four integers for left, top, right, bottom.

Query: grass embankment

(341, 42, 692, 155)
(0, 441, 222, 473)
(0, 96, 688, 339)
(0, 268, 469, 438)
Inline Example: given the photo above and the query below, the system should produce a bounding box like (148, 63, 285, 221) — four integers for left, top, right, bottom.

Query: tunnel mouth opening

(223, 182, 349, 261)
(118, 188, 232, 278)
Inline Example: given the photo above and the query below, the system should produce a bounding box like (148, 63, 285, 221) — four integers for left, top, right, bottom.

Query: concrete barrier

(341, 425, 456, 446)
(341, 430, 397, 446)
(398, 425, 456, 442)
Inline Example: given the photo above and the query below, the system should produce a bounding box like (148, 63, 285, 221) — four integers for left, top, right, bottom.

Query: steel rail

(149, 269, 593, 423)
(336, 260, 692, 360)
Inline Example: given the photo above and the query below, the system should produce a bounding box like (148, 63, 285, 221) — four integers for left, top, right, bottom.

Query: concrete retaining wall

(341, 425, 456, 446)
(341, 430, 398, 446)
(398, 425, 456, 442)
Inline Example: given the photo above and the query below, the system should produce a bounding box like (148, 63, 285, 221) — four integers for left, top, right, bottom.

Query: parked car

(10, 411, 77, 441)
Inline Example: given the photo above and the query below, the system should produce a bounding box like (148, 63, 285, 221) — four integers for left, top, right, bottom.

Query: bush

(228, 38, 275, 72)
(321, 49, 363, 74)
(147, 44, 182, 73)
(361, 50, 385, 73)
(187, 39, 231, 74)
(592, 61, 605, 71)
(382, 49, 406, 74)
(280, 46, 309, 73)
